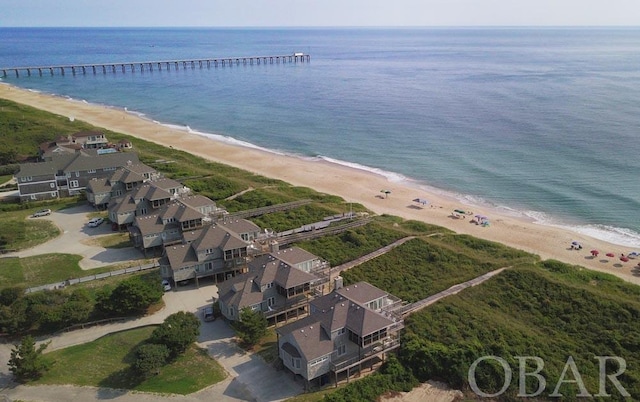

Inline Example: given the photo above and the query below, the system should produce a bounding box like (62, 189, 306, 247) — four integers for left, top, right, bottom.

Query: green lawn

(36, 326, 226, 394)
(0, 174, 14, 185)
(0, 253, 115, 290)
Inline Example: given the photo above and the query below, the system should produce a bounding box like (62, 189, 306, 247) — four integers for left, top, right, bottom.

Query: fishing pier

(1, 53, 310, 78)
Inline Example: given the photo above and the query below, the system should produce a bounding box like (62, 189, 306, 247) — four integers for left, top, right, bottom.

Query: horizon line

(2, 25, 640, 29)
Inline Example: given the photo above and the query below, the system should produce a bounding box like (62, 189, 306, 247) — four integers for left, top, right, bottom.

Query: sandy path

(1, 83, 639, 285)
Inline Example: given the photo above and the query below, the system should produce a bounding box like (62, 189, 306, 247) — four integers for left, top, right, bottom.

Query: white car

(87, 217, 104, 227)
(161, 280, 172, 292)
(32, 209, 52, 217)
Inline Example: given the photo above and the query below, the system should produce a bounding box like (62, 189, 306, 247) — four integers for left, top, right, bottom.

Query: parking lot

(9, 204, 145, 269)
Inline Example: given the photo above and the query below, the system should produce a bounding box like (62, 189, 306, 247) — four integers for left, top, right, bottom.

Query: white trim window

(337, 344, 346, 356)
(50, 183, 55, 188)
(70, 180, 79, 188)
(291, 357, 301, 369)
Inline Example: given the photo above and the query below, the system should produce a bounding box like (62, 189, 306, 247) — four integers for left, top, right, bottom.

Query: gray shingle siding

(15, 151, 140, 202)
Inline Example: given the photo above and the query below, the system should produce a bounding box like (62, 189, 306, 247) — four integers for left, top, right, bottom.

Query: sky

(1, 0, 639, 27)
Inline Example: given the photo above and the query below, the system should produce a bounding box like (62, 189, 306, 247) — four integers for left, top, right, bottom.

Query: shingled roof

(276, 316, 333, 361)
(191, 224, 247, 253)
(248, 254, 318, 289)
(160, 201, 204, 223)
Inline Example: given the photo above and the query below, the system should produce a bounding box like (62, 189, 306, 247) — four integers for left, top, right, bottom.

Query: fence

(25, 261, 160, 294)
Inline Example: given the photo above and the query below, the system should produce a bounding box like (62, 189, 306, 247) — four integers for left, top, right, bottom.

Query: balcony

(330, 337, 401, 373)
(263, 293, 311, 319)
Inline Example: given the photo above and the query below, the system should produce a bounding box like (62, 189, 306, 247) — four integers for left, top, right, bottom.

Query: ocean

(1, 27, 639, 247)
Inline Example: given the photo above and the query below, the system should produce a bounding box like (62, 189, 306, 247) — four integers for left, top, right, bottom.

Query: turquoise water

(1, 27, 639, 246)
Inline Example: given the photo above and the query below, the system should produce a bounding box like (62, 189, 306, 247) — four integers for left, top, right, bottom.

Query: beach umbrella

(606, 252, 615, 258)
(620, 256, 630, 263)
(475, 214, 488, 221)
(380, 190, 391, 198)
(590, 249, 599, 257)
(571, 241, 580, 246)
(413, 198, 429, 206)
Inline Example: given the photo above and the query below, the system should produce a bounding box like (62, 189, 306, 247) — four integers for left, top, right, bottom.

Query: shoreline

(2, 82, 639, 285)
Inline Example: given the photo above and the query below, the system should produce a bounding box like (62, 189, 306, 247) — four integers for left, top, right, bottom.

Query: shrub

(133, 343, 170, 378)
(150, 312, 200, 358)
(102, 276, 163, 315)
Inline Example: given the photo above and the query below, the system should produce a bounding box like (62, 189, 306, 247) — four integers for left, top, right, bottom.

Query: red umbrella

(606, 253, 615, 258)
(620, 256, 630, 262)
(590, 249, 599, 257)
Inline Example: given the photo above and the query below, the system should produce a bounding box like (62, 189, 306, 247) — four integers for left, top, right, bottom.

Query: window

(22, 176, 33, 182)
(265, 282, 273, 289)
(337, 328, 345, 335)
(50, 183, 55, 188)
(75, 171, 80, 177)
(51, 192, 57, 197)
(268, 297, 275, 307)
(87, 169, 96, 174)
(69, 180, 79, 188)
(337, 344, 346, 356)
(291, 357, 301, 369)
(30, 194, 37, 200)
(229, 307, 234, 317)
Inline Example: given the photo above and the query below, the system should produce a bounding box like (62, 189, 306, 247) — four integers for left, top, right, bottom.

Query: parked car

(32, 209, 52, 217)
(87, 217, 104, 227)
(161, 279, 172, 292)
(203, 306, 216, 322)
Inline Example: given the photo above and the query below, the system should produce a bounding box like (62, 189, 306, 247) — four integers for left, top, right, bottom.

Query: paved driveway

(0, 282, 303, 402)
(5, 204, 144, 269)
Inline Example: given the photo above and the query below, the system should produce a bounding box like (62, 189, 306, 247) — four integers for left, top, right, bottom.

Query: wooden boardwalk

(398, 267, 508, 316)
(331, 236, 416, 277)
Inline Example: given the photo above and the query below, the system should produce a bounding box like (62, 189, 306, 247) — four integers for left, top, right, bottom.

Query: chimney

(334, 276, 344, 290)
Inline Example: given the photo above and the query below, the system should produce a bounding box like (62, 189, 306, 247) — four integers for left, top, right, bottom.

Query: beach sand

(2, 83, 639, 285)
(380, 381, 463, 402)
